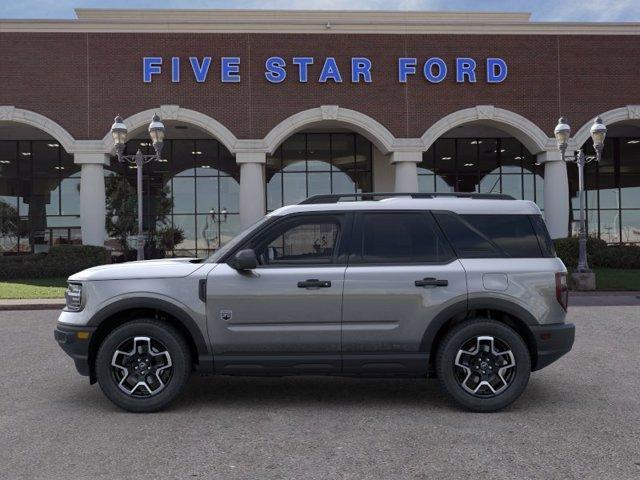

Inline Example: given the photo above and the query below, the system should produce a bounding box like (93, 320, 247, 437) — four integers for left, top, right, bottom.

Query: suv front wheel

(95, 319, 191, 412)
(437, 319, 531, 412)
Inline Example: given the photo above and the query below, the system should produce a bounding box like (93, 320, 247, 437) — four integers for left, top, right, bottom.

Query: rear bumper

(530, 322, 575, 371)
(54, 323, 96, 377)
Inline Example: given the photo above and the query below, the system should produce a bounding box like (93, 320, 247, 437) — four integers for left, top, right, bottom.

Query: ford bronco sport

(55, 192, 574, 412)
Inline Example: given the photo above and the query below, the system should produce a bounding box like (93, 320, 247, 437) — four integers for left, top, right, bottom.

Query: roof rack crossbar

(299, 192, 514, 204)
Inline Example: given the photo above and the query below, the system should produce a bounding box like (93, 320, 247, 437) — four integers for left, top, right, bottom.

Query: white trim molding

(263, 105, 396, 155)
(0, 106, 76, 153)
(571, 105, 640, 149)
(100, 105, 239, 154)
(421, 105, 552, 154)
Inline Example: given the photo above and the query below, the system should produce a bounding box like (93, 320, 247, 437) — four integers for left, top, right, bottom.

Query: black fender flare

(419, 297, 539, 353)
(87, 297, 213, 372)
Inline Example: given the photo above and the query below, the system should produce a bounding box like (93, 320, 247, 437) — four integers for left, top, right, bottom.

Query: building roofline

(0, 9, 639, 35)
(75, 8, 534, 23)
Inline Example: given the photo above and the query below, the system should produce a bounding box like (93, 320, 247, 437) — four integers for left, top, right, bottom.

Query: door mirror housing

(231, 249, 257, 271)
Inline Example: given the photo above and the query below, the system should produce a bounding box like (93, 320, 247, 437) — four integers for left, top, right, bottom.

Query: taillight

(555, 272, 568, 311)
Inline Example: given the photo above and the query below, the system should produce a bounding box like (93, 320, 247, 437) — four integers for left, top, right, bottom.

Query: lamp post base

(571, 271, 596, 291)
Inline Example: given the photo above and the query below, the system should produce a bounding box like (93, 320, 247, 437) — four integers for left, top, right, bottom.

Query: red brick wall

(0, 32, 638, 142)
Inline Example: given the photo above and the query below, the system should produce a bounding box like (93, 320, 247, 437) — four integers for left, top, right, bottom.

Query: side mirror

(231, 249, 257, 271)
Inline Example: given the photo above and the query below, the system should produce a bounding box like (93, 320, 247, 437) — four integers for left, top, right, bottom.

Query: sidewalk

(568, 291, 640, 307)
(0, 292, 639, 311)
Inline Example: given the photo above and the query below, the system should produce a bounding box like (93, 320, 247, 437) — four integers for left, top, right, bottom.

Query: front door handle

(297, 279, 332, 289)
(415, 277, 448, 287)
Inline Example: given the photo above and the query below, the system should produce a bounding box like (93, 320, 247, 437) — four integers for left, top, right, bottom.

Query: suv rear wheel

(437, 319, 530, 412)
(95, 319, 191, 412)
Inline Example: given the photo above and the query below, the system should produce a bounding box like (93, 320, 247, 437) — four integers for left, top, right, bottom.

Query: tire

(436, 319, 531, 412)
(95, 319, 191, 413)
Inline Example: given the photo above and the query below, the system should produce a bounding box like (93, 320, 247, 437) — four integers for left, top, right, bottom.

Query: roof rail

(299, 192, 515, 204)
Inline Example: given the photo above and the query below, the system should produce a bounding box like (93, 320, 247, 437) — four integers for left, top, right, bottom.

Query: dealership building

(1, 8, 640, 256)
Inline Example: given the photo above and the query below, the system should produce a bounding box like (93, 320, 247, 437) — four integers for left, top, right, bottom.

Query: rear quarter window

(433, 212, 553, 258)
(461, 214, 544, 258)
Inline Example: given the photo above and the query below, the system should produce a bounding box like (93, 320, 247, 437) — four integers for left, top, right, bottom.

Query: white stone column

(74, 152, 109, 247)
(391, 150, 422, 192)
(538, 151, 569, 239)
(237, 151, 266, 229)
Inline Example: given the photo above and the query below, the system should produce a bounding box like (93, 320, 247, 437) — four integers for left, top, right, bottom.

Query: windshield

(206, 216, 272, 263)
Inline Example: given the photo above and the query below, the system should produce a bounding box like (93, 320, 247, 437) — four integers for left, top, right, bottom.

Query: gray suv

(54, 193, 574, 413)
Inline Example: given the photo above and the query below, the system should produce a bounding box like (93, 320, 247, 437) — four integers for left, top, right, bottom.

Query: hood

(68, 258, 207, 281)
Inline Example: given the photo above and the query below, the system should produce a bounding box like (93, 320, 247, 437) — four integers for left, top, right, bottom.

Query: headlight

(65, 283, 83, 312)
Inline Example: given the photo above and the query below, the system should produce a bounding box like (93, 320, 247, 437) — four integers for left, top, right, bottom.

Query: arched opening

(573, 120, 640, 244)
(419, 124, 544, 208)
(0, 122, 80, 254)
(107, 120, 240, 259)
(263, 107, 395, 211)
(266, 128, 374, 211)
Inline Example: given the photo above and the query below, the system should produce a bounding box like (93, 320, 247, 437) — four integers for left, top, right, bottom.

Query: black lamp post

(554, 116, 607, 276)
(110, 114, 166, 261)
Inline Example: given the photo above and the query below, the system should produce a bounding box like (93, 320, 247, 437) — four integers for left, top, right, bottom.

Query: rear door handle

(297, 279, 332, 289)
(415, 277, 448, 287)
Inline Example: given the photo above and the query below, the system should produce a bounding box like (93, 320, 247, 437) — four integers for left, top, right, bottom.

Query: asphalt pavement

(1, 307, 639, 480)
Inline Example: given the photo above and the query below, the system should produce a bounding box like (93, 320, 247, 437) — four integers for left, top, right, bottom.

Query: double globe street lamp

(554, 116, 607, 289)
(110, 114, 166, 261)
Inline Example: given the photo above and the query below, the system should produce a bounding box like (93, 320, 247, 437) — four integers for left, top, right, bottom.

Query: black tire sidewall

(437, 319, 531, 412)
(96, 320, 191, 413)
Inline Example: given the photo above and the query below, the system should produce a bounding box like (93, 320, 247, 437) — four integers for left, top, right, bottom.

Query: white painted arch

(421, 105, 552, 154)
(263, 106, 396, 155)
(0, 106, 76, 153)
(100, 105, 239, 154)
(572, 105, 640, 148)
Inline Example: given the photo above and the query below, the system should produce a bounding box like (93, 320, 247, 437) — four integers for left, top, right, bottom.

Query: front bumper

(530, 322, 575, 371)
(54, 323, 96, 377)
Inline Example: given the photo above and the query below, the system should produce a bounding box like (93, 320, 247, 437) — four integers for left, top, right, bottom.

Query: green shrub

(0, 245, 109, 280)
(554, 237, 640, 269)
(553, 237, 608, 268)
(592, 245, 640, 269)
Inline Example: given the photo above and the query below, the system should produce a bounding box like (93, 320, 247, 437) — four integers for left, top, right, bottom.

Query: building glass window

(266, 133, 373, 211)
(106, 138, 239, 258)
(0, 140, 80, 254)
(570, 136, 640, 244)
(419, 137, 543, 207)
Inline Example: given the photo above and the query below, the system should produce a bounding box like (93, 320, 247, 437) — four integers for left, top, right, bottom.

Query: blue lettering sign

(143, 57, 162, 83)
(319, 57, 342, 83)
(171, 57, 180, 83)
(398, 58, 417, 83)
(424, 57, 447, 83)
(221, 57, 241, 83)
(189, 57, 212, 83)
(487, 58, 508, 83)
(142, 55, 508, 85)
(456, 58, 477, 83)
(351, 57, 372, 83)
(265, 56, 287, 83)
(292, 57, 314, 82)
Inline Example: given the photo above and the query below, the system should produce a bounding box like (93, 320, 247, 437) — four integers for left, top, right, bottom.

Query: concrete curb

(0, 299, 65, 311)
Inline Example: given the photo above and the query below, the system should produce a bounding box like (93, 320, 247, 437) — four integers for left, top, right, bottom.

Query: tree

(104, 175, 177, 257)
(0, 200, 27, 252)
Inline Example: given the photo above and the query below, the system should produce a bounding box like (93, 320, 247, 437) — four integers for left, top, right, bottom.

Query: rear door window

(353, 212, 455, 264)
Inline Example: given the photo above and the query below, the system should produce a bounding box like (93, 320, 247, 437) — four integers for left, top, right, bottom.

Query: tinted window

(433, 212, 502, 258)
(530, 215, 556, 257)
(461, 214, 543, 258)
(255, 217, 341, 265)
(356, 212, 454, 264)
